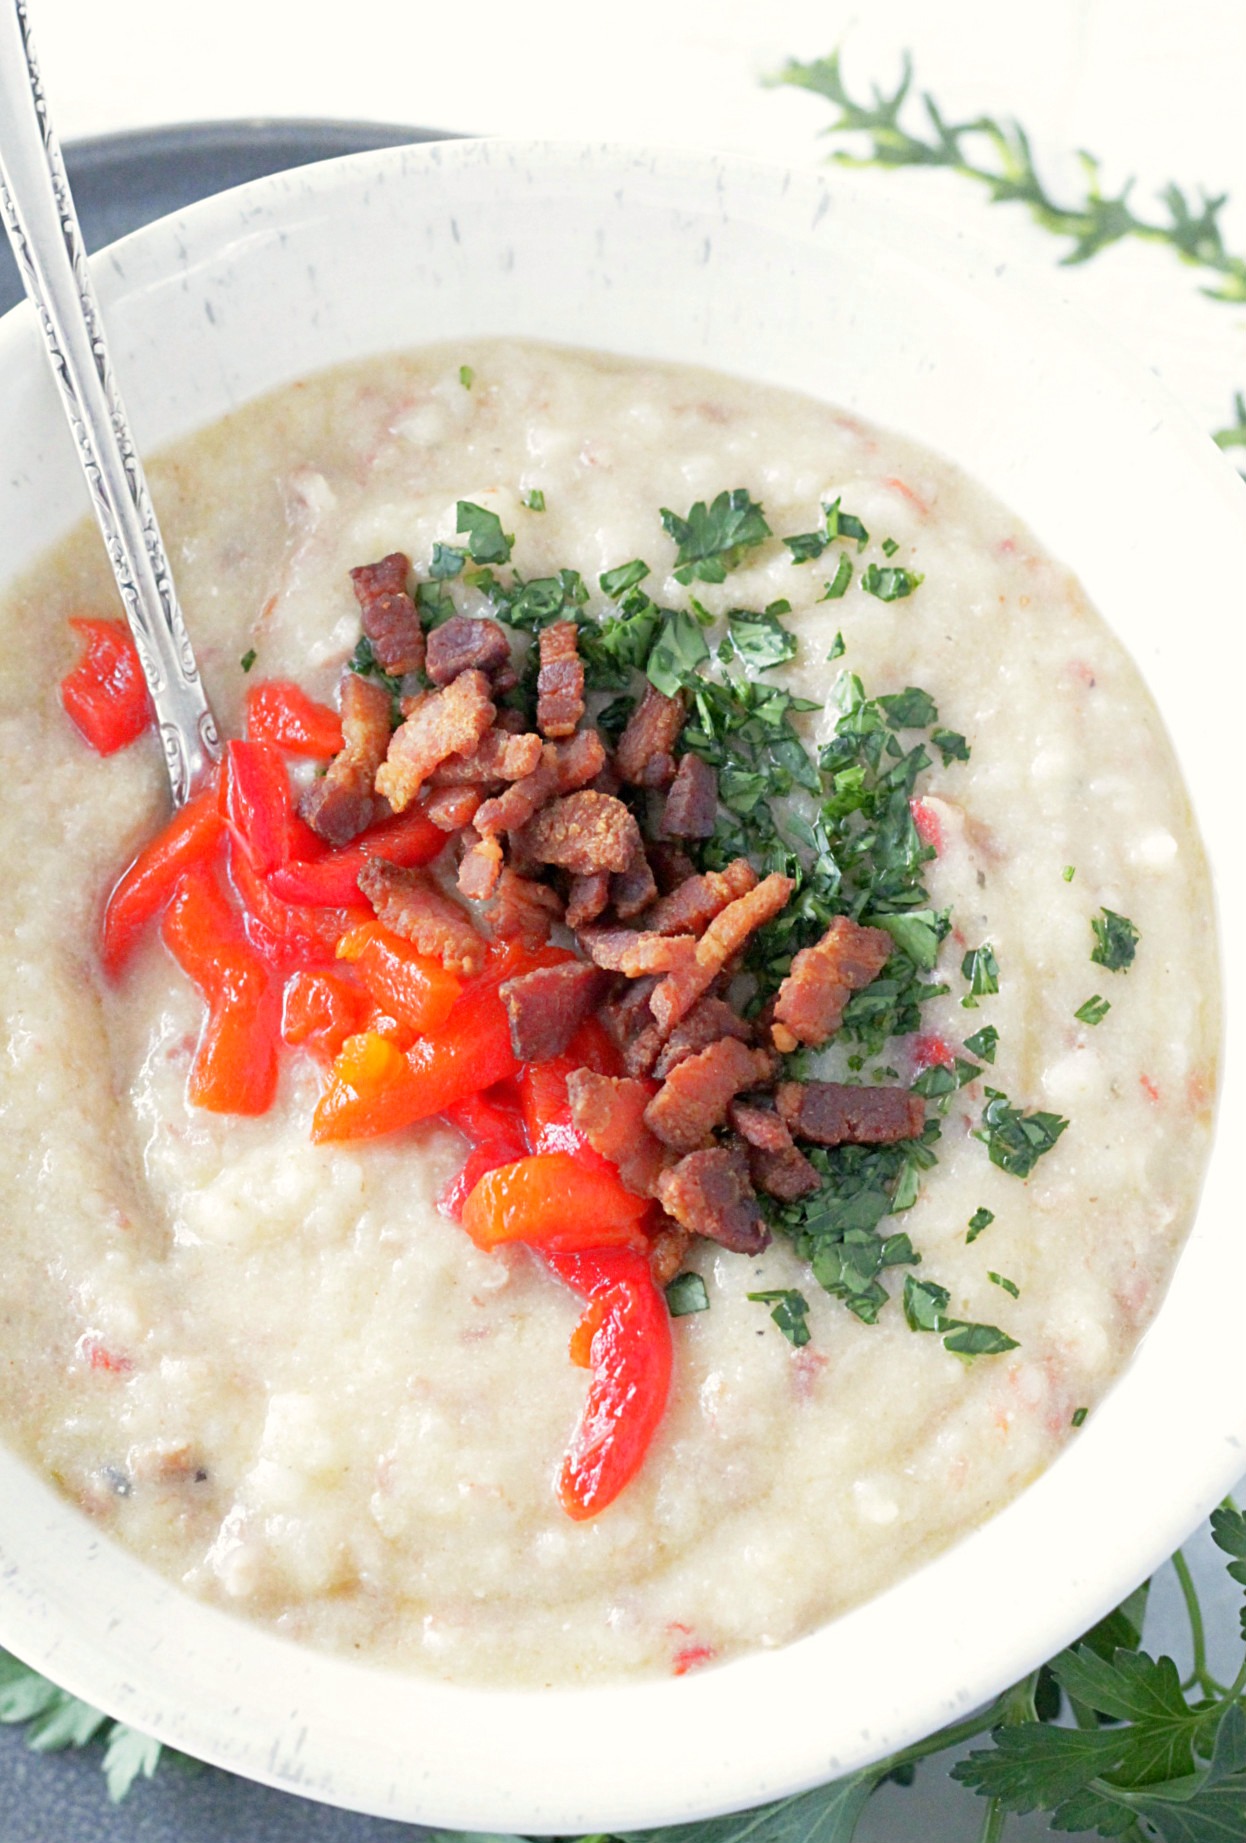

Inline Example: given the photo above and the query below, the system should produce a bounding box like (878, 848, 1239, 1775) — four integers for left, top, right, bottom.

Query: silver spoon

(0, 0, 219, 804)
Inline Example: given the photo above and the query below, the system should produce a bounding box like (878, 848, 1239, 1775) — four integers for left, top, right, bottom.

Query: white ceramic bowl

(0, 140, 1242, 1834)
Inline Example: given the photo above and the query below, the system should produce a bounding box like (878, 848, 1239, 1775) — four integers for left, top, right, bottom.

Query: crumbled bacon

(487, 867, 564, 946)
(429, 728, 543, 785)
(579, 928, 699, 979)
(611, 845, 658, 921)
(771, 916, 893, 1052)
(645, 1038, 774, 1154)
(457, 830, 504, 901)
(300, 671, 392, 845)
(501, 963, 611, 1063)
(536, 620, 585, 738)
(653, 996, 753, 1078)
(728, 1100, 821, 1200)
(351, 552, 424, 676)
(566, 870, 612, 930)
(517, 790, 641, 877)
(474, 732, 606, 838)
(660, 752, 718, 839)
(357, 859, 485, 976)
(655, 1145, 770, 1255)
(425, 615, 512, 686)
(650, 872, 794, 1036)
(615, 683, 684, 787)
(566, 1068, 671, 1198)
(648, 1216, 692, 1287)
(645, 858, 758, 937)
(374, 670, 495, 813)
(424, 785, 483, 832)
(648, 842, 697, 893)
(775, 1080, 925, 1146)
(600, 975, 664, 1078)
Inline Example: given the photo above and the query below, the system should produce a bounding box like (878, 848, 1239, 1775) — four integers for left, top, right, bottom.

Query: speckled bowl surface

(0, 139, 1242, 1834)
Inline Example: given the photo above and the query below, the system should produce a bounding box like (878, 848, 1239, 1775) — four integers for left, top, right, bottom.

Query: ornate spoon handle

(0, 0, 220, 804)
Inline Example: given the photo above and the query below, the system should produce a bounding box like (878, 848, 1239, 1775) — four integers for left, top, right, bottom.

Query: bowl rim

(0, 134, 1242, 1834)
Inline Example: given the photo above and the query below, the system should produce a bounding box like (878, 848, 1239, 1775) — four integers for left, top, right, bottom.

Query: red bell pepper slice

(546, 1246, 673, 1520)
(460, 1152, 650, 1253)
(281, 968, 370, 1064)
(220, 738, 324, 877)
(245, 679, 343, 758)
(438, 1084, 529, 1219)
(267, 807, 445, 908)
(60, 618, 152, 755)
(162, 862, 280, 1115)
(100, 780, 224, 977)
(227, 836, 365, 968)
(336, 920, 463, 1035)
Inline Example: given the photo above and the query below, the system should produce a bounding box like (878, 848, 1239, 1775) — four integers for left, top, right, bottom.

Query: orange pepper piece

(281, 968, 370, 1064)
(460, 1152, 650, 1253)
(100, 778, 223, 977)
(336, 921, 463, 1035)
(162, 863, 280, 1115)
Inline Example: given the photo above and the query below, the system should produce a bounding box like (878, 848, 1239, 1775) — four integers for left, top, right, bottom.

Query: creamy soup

(0, 342, 1217, 1686)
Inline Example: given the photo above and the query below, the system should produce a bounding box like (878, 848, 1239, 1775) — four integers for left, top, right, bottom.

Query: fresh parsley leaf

(861, 562, 924, 600)
(783, 531, 828, 563)
(960, 942, 999, 1004)
(963, 1024, 999, 1063)
(877, 686, 938, 728)
(660, 488, 771, 584)
(1072, 1406, 1088, 1426)
(239, 648, 256, 673)
(824, 496, 869, 548)
(977, 1089, 1069, 1177)
(820, 554, 853, 600)
(942, 1320, 1018, 1355)
(931, 726, 970, 764)
(647, 608, 710, 696)
(1211, 1505, 1246, 1589)
(988, 1271, 1020, 1298)
(429, 542, 467, 580)
(903, 1277, 1017, 1354)
(912, 1063, 957, 1099)
(1091, 906, 1140, 972)
(521, 487, 545, 511)
(666, 1272, 710, 1317)
(103, 1726, 164, 1802)
(1075, 994, 1112, 1025)
(727, 605, 799, 671)
(826, 630, 846, 659)
(748, 1289, 812, 1347)
(348, 634, 404, 708)
(882, 537, 899, 557)
(871, 907, 942, 970)
(458, 363, 474, 389)
(966, 1206, 995, 1242)
(1063, 864, 1076, 881)
(456, 501, 513, 566)
(600, 558, 650, 598)
(903, 1275, 949, 1331)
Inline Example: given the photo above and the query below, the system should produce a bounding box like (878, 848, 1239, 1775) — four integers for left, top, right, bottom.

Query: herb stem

(1171, 1548, 1216, 1695)
(976, 1797, 1008, 1843)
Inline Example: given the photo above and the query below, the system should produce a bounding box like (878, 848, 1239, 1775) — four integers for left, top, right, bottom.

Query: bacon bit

(580, 928, 699, 979)
(770, 916, 892, 1052)
(566, 870, 612, 931)
(650, 873, 794, 1036)
(375, 669, 496, 813)
(350, 552, 425, 676)
(567, 1068, 670, 1198)
(517, 790, 642, 876)
(645, 858, 758, 938)
(611, 846, 658, 921)
(300, 672, 392, 845)
(654, 997, 753, 1079)
(536, 620, 586, 738)
(425, 615, 512, 687)
(615, 683, 684, 787)
(488, 867, 564, 946)
(645, 1038, 775, 1154)
(648, 1215, 692, 1287)
(1140, 1074, 1161, 1104)
(457, 830, 504, 901)
(911, 1032, 954, 1070)
(357, 859, 485, 976)
(474, 733, 606, 838)
(501, 962, 611, 1063)
(673, 1644, 715, 1676)
(660, 752, 718, 839)
(776, 1080, 925, 1146)
(424, 785, 483, 832)
(655, 1144, 769, 1254)
(600, 975, 664, 1079)
(910, 797, 942, 852)
(429, 728, 543, 785)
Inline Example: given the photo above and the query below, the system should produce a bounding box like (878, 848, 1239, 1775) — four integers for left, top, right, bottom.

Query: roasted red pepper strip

(460, 1152, 650, 1252)
(439, 1084, 528, 1219)
(281, 968, 370, 1064)
(336, 920, 463, 1035)
(245, 679, 344, 758)
(517, 1027, 622, 1169)
(162, 862, 280, 1115)
(227, 837, 366, 967)
(267, 807, 445, 907)
(100, 780, 223, 977)
(546, 1246, 673, 1520)
(60, 618, 152, 755)
(220, 738, 324, 877)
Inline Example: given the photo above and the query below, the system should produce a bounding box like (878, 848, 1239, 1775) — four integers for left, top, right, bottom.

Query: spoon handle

(0, 0, 220, 804)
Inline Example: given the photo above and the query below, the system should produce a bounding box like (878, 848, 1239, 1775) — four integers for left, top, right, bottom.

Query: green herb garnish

(748, 1289, 812, 1346)
(521, 487, 545, 511)
(1071, 1406, 1088, 1427)
(239, 648, 256, 673)
(963, 1024, 999, 1064)
(902, 1275, 1017, 1355)
(1063, 864, 1076, 881)
(966, 1206, 995, 1242)
(458, 364, 474, 389)
(1075, 994, 1111, 1026)
(660, 488, 771, 584)
(599, 558, 650, 598)
(1090, 906, 1140, 972)
(820, 554, 853, 600)
(960, 942, 999, 1005)
(456, 500, 513, 566)
(977, 1089, 1069, 1178)
(666, 1272, 710, 1317)
(826, 630, 846, 659)
(881, 537, 899, 557)
(988, 1271, 1020, 1298)
(646, 607, 711, 697)
(861, 561, 924, 601)
(726, 604, 799, 671)
(429, 542, 467, 580)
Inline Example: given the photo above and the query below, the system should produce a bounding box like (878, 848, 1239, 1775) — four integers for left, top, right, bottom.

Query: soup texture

(0, 342, 1217, 1686)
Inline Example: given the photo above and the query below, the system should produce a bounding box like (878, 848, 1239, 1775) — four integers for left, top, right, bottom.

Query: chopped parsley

(348, 634, 403, 708)
(960, 942, 999, 1006)
(239, 648, 257, 673)
(1071, 1406, 1088, 1427)
(963, 1024, 999, 1064)
(1090, 906, 1140, 972)
(931, 726, 970, 764)
(988, 1271, 1020, 1298)
(784, 496, 870, 563)
(966, 1207, 995, 1242)
(748, 1289, 812, 1347)
(861, 561, 924, 601)
(666, 1272, 709, 1317)
(660, 488, 771, 584)
(882, 536, 900, 557)
(599, 558, 650, 598)
(976, 1089, 1069, 1178)
(1075, 994, 1111, 1026)
(458, 364, 474, 389)
(456, 500, 513, 566)
(820, 554, 853, 600)
(902, 1275, 1018, 1356)
(826, 630, 846, 659)
(1063, 864, 1076, 882)
(726, 604, 799, 671)
(646, 607, 711, 697)
(521, 487, 545, 511)
(429, 542, 467, 580)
